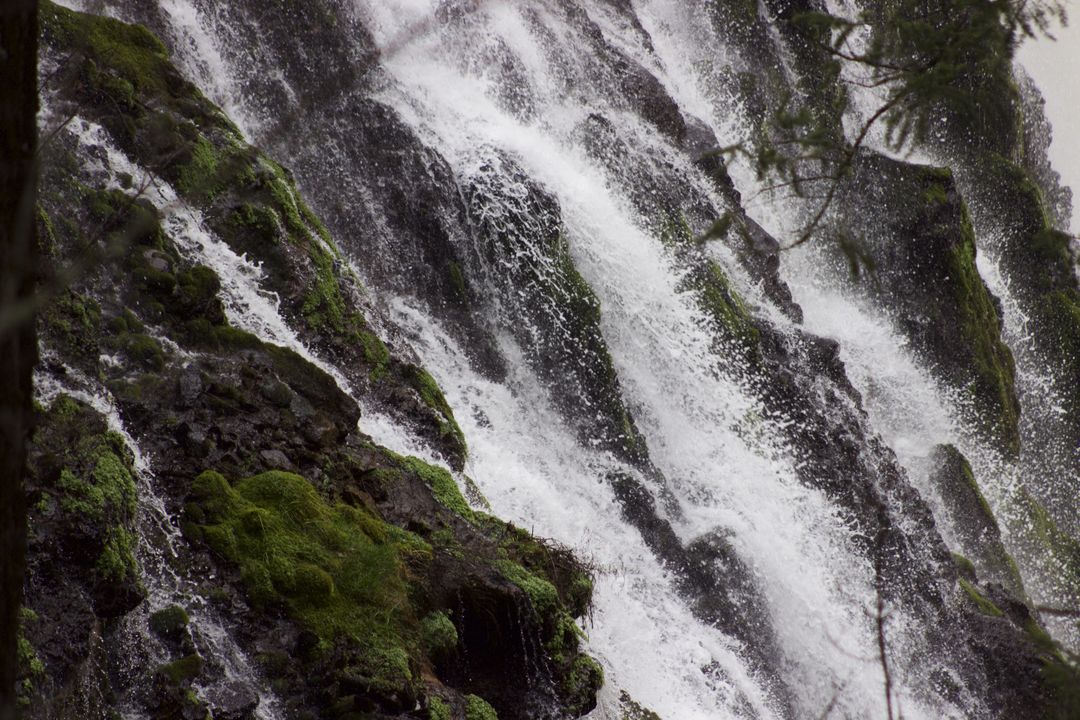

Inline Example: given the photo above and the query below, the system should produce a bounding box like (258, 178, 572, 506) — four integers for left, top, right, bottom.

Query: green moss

(1041, 655, 1080, 720)
(149, 605, 190, 641)
(16, 609, 45, 685)
(958, 578, 1003, 617)
(497, 560, 559, 617)
(41, 1, 170, 97)
(397, 455, 473, 521)
(96, 526, 138, 583)
(1015, 490, 1080, 587)
(49, 395, 80, 418)
(405, 366, 466, 451)
(301, 244, 349, 333)
(1021, 620, 1080, 720)
(448, 261, 468, 301)
(563, 655, 604, 715)
(1036, 289, 1080, 368)
(263, 160, 309, 240)
(420, 611, 458, 656)
(951, 553, 976, 579)
(176, 265, 224, 318)
(42, 289, 102, 366)
(183, 320, 264, 352)
(924, 183, 948, 205)
(428, 696, 452, 720)
(227, 202, 280, 238)
(156, 654, 203, 685)
(947, 444, 997, 530)
(185, 470, 425, 695)
(359, 331, 391, 380)
(55, 431, 137, 523)
(620, 691, 663, 720)
(695, 259, 760, 348)
(465, 694, 499, 720)
(115, 332, 165, 370)
(545, 613, 584, 664)
(176, 136, 220, 197)
(661, 213, 760, 352)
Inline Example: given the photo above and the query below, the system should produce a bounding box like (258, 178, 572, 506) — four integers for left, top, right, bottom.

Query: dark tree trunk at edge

(0, 2, 38, 718)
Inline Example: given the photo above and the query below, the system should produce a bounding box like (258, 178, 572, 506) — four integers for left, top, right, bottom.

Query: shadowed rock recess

(16, 0, 1080, 719)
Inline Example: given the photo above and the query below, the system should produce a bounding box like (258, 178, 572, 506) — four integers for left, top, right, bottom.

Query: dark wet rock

(613, 55, 687, 141)
(959, 152, 1080, 525)
(462, 147, 651, 468)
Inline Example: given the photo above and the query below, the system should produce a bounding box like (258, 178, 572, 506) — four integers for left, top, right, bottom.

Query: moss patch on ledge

(184, 463, 601, 716)
(45, 398, 141, 591)
(959, 578, 1003, 617)
(29, 396, 146, 620)
(184, 470, 428, 697)
(929, 444, 1026, 599)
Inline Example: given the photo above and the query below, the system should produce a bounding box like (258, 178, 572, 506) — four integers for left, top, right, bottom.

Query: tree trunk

(0, 2, 38, 718)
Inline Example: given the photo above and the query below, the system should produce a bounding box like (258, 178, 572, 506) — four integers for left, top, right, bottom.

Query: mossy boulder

(19, 396, 146, 715)
(183, 465, 601, 719)
(149, 605, 191, 645)
(928, 445, 1025, 599)
(840, 151, 1020, 455)
(184, 469, 426, 710)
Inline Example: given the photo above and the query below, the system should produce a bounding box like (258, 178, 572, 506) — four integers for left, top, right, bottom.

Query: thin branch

(785, 92, 906, 250)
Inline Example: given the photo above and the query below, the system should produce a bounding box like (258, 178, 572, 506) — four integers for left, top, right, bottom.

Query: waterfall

(140, 1, 977, 717)
(28, 1, 1080, 719)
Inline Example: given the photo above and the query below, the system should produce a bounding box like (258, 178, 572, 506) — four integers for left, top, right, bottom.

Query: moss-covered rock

(185, 469, 428, 706)
(660, 212, 761, 358)
(840, 151, 1020, 455)
(928, 444, 1026, 599)
(618, 691, 663, 720)
(465, 694, 499, 720)
(959, 577, 1004, 617)
(32, 396, 144, 616)
(178, 452, 600, 718)
(149, 605, 190, 644)
(1011, 490, 1080, 599)
(20, 396, 146, 716)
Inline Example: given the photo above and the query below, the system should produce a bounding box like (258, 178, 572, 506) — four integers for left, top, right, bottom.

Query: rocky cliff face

(16, 0, 1080, 719)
